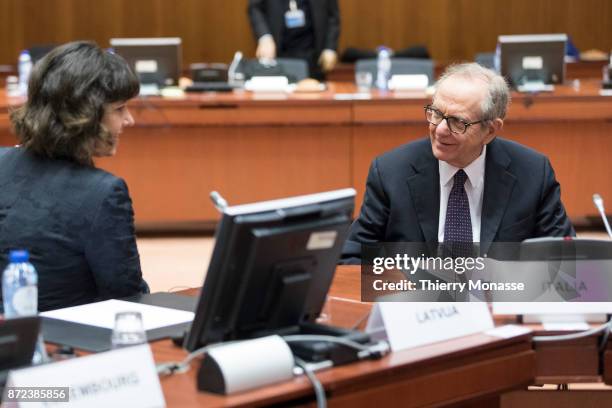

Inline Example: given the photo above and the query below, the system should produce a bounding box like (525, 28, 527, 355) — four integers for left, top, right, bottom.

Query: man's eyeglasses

(424, 105, 485, 134)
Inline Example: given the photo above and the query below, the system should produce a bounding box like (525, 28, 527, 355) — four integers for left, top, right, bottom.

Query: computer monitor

(183, 188, 355, 352)
(109, 37, 182, 88)
(492, 238, 612, 321)
(499, 33, 567, 88)
(0, 317, 39, 383)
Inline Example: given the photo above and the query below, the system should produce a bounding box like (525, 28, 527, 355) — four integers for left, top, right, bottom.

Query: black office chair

(475, 52, 496, 69)
(190, 62, 228, 82)
(355, 58, 434, 87)
(28, 44, 56, 64)
(237, 58, 309, 83)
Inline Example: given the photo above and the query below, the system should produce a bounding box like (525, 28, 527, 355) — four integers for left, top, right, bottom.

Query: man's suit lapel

(480, 138, 516, 253)
(406, 152, 440, 243)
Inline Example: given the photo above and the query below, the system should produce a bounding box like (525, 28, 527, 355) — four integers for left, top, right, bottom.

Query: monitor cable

(294, 356, 327, 408)
(285, 335, 389, 408)
(156, 343, 215, 376)
(282, 334, 391, 360)
(156, 334, 390, 407)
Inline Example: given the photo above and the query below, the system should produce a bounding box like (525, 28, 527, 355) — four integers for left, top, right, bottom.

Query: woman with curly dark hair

(0, 41, 148, 312)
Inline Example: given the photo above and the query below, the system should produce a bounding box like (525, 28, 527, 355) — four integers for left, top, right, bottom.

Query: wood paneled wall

(1, 0, 610, 67)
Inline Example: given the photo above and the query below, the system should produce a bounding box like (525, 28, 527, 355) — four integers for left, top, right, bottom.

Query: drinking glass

(110, 311, 147, 349)
(355, 71, 373, 92)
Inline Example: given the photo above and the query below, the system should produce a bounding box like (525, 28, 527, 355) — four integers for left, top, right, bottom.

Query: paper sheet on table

(542, 322, 590, 331)
(40, 299, 194, 330)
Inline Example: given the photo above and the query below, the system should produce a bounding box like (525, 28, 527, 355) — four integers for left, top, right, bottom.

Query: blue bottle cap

(8, 249, 29, 263)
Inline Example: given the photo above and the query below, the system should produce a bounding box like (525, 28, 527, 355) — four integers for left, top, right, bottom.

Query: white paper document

(542, 322, 591, 331)
(6, 344, 165, 408)
(485, 324, 532, 339)
(40, 299, 194, 330)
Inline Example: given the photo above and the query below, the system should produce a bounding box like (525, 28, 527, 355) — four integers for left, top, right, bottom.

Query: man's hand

(256, 34, 276, 59)
(318, 49, 338, 72)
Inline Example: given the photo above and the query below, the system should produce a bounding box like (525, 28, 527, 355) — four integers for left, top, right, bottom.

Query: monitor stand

(283, 322, 371, 366)
(173, 323, 372, 367)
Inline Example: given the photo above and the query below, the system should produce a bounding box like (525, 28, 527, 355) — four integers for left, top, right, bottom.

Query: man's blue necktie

(444, 169, 473, 257)
(442, 169, 473, 300)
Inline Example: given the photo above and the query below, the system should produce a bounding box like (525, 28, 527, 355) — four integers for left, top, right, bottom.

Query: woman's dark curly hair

(10, 41, 140, 165)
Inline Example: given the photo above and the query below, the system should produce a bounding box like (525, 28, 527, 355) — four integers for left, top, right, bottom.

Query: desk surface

(152, 265, 612, 406)
(153, 267, 534, 407)
(1, 80, 608, 118)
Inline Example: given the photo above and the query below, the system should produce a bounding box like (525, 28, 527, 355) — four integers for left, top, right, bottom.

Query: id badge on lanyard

(285, 0, 305, 28)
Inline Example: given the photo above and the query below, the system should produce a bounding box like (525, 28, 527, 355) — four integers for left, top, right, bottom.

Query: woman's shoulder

(0, 145, 17, 159)
(1, 147, 129, 197)
(67, 165, 128, 199)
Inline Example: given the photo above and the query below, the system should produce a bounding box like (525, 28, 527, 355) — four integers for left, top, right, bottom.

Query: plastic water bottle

(376, 46, 392, 90)
(17, 50, 33, 97)
(3, 249, 38, 317)
(2, 249, 47, 364)
(494, 42, 501, 74)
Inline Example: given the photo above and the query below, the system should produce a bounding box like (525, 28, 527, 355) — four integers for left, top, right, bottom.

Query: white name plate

(4, 344, 165, 408)
(366, 302, 494, 351)
(244, 76, 289, 92)
(388, 74, 429, 91)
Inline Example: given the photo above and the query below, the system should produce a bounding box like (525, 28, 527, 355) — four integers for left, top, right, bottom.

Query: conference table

(142, 265, 612, 407)
(1, 80, 610, 231)
(153, 266, 535, 407)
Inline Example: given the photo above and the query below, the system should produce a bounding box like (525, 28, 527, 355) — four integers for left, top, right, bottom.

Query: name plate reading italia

(4, 344, 165, 408)
(366, 302, 494, 351)
(360, 241, 612, 303)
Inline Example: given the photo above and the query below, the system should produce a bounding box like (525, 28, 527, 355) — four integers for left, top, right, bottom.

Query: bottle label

(12, 286, 37, 316)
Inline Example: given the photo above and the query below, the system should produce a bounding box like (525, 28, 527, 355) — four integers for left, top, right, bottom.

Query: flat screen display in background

(109, 37, 182, 88)
(499, 33, 567, 89)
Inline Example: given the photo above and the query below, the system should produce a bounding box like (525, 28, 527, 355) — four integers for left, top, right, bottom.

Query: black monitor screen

(109, 37, 181, 87)
(184, 189, 355, 351)
(499, 33, 567, 87)
(0, 316, 39, 372)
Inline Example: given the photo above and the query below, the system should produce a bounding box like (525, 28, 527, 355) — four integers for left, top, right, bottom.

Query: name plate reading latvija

(4, 344, 165, 408)
(366, 302, 494, 351)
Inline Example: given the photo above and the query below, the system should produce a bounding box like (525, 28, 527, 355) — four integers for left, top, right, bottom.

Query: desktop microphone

(592, 193, 612, 239)
(209, 191, 228, 212)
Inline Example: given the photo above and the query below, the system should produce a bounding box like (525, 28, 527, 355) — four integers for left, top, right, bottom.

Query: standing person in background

(0, 41, 148, 312)
(248, 0, 340, 80)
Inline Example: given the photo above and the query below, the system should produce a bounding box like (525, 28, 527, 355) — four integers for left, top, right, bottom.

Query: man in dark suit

(247, 0, 340, 80)
(341, 62, 575, 263)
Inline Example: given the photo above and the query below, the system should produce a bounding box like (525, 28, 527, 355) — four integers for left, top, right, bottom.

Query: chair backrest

(355, 58, 434, 86)
(236, 58, 309, 83)
(189, 62, 229, 82)
(475, 52, 495, 69)
(276, 58, 309, 81)
(28, 44, 56, 64)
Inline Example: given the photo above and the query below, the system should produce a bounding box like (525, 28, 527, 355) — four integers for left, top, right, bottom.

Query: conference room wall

(1, 0, 610, 67)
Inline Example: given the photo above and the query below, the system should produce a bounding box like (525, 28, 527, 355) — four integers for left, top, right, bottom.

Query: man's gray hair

(435, 62, 511, 120)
